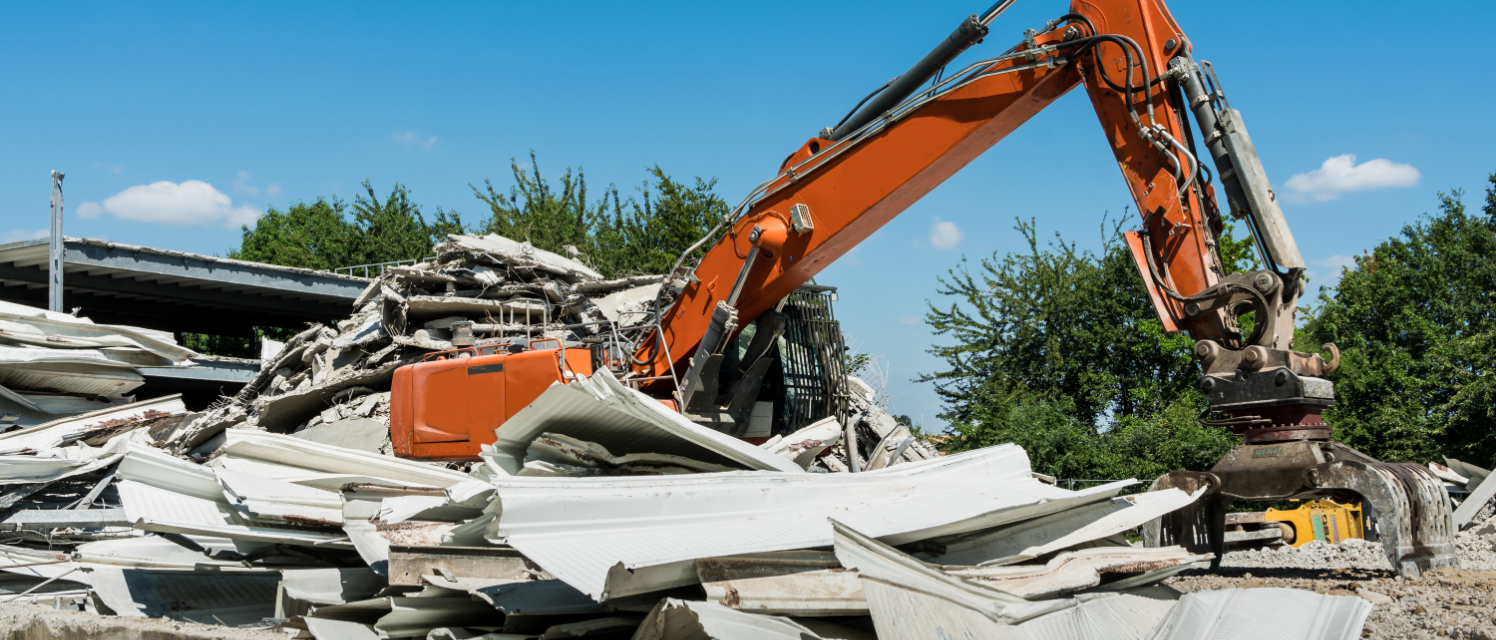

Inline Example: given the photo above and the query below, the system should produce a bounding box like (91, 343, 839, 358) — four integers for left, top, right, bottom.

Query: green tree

(590, 167, 728, 277)
(471, 153, 723, 278)
(922, 217, 1256, 481)
(228, 198, 358, 271)
(471, 152, 602, 259)
(1307, 175, 1496, 466)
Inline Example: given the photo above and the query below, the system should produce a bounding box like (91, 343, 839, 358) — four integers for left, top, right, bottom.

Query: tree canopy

(920, 216, 1255, 481)
(1306, 174, 1496, 467)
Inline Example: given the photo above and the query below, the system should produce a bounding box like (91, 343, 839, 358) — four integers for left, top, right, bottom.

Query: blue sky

(3, 1, 1491, 431)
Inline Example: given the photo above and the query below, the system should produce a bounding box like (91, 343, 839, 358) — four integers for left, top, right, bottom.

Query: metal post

(48, 171, 65, 313)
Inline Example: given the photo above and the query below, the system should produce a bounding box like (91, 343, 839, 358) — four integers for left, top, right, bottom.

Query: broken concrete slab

(291, 417, 388, 453)
(438, 234, 604, 283)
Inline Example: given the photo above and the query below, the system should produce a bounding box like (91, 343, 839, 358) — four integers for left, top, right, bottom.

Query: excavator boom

(392, 0, 1457, 577)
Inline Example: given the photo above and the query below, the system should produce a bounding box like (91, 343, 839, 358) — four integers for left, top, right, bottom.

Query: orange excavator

(391, 0, 1456, 576)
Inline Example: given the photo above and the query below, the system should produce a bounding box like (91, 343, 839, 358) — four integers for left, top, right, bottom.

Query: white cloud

(2, 229, 49, 244)
(92, 162, 123, 175)
(928, 216, 964, 250)
(77, 181, 260, 228)
(266, 182, 282, 197)
(393, 130, 438, 149)
(1283, 154, 1420, 202)
(897, 316, 922, 326)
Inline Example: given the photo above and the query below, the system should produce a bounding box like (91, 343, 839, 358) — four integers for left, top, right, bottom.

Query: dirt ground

(1166, 532, 1496, 639)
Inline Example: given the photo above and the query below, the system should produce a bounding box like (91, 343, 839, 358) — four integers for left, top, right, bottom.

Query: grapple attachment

(1145, 441, 1458, 577)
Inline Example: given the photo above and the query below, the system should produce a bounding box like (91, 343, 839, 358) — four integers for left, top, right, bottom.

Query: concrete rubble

(0, 232, 1379, 639)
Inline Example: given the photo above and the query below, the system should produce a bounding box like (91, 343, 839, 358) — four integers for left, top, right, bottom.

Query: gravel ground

(1166, 533, 1496, 639)
(0, 601, 283, 639)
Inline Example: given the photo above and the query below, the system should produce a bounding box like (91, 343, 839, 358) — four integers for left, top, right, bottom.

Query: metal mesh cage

(777, 285, 849, 434)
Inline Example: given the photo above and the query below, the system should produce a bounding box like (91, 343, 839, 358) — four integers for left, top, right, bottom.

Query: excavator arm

(637, 0, 1296, 391)
(628, 0, 1456, 577)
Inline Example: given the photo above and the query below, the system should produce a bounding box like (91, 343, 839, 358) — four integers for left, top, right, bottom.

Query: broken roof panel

(486, 368, 805, 476)
(633, 598, 875, 640)
(930, 488, 1203, 566)
(831, 520, 1180, 639)
(0, 305, 196, 364)
(488, 444, 1132, 600)
(115, 443, 347, 545)
(1144, 587, 1372, 640)
(946, 547, 1211, 599)
(0, 347, 146, 396)
(221, 430, 472, 489)
(0, 395, 185, 455)
(696, 551, 867, 616)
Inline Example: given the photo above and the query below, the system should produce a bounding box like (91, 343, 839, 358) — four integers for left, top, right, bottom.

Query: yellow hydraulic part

(1265, 500, 1364, 547)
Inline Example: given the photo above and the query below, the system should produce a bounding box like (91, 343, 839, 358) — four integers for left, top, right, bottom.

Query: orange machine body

(391, 343, 593, 461)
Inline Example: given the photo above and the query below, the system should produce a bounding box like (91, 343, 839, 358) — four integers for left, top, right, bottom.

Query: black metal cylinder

(828, 14, 989, 141)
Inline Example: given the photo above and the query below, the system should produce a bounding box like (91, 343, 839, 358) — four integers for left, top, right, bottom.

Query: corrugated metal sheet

(633, 598, 875, 640)
(486, 369, 803, 476)
(947, 547, 1211, 599)
(115, 443, 346, 545)
(488, 444, 1133, 600)
(831, 520, 1179, 640)
(0, 395, 185, 454)
(222, 430, 471, 489)
(0, 310, 196, 364)
(1143, 588, 1372, 640)
(931, 488, 1203, 566)
(88, 565, 282, 626)
(0, 359, 144, 396)
(697, 550, 867, 616)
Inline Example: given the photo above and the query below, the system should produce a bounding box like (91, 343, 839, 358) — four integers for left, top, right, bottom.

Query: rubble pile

(163, 234, 666, 457)
(0, 233, 1377, 639)
(0, 300, 199, 428)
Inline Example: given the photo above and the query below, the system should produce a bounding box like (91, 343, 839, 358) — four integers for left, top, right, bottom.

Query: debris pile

(0, 301, 198, 428)
(0, 368, 1374, 638)
(0, 233, 1378, 639)
(163, 233, 666, 456)
(1434, 458, 1496, 530)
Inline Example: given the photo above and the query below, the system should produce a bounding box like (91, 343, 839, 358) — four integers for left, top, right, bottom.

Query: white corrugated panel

(1143, 588, 1371, 640)
(490, 444, 1134, 599)
(931, 488, 1203, 566)
(832, 519, 1179, 640)
(221, 430, 471, 489)
(487, 369, 803, 475)
(0, 395, 186, 454)
(115, 443, 346, 545)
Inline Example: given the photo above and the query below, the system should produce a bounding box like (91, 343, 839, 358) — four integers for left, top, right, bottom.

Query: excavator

(390, 0, 1456, 576)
